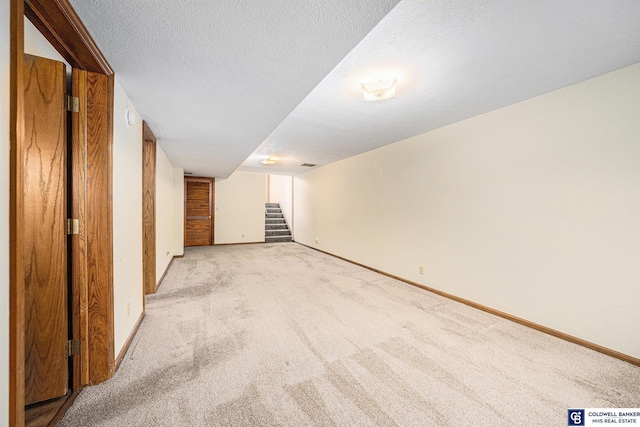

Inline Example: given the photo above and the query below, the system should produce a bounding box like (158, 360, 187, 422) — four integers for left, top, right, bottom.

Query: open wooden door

(23, 54, 70, 405)
(184, 177, 215, 246)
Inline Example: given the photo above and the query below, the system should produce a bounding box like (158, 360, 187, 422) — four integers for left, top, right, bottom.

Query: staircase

(265, 203, 292, 243)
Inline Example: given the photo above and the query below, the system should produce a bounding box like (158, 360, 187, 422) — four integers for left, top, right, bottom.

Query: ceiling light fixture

(261, 157, 277, 165)
(361, 78, 397, 101)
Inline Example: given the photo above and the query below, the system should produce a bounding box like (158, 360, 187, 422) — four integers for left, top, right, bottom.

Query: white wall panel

(215, 171, 266, 244)
(156, 146, 175, 282)
(112, 79, 143, 356)
(173, 167, 184, 256)
(294, 63, 640, 359)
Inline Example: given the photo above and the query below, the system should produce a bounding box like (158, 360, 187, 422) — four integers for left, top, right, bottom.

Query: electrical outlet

(242, 233, 245, 238)
(419, 266, 424, 275)
(315, 238, 319, 244)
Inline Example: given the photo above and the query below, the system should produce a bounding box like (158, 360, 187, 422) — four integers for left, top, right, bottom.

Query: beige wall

(156, 146, 175, 282)
(215, 171, 266, 244)
(173, 167, 184, 256)
(269, 174, 293, 235)
(294, 63, 640, 359)
(112, 79, 144, 356)
(24, 18, 68, 66)
(0, 1, 10, 423)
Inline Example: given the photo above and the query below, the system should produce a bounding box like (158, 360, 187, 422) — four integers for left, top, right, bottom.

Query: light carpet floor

(61, 243, 640, 426)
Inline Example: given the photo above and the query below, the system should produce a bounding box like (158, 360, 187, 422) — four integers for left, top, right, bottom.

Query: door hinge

(66, 218, 79, 235)
(65, 339, 80, 357)
(66, 95, 79, 112)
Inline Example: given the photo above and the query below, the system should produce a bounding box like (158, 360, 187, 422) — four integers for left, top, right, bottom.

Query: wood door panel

(142, 124, 156, 294)
(184, 177, 214, 246)
(186, 182, 211, 216)
(84, 71, 115, 384)
(23, 54, 68, 405)
(185, 219, 212, 246)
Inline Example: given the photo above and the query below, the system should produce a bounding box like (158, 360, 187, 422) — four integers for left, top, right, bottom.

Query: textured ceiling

(240, 0, 640, 175)
(68, 0, 400, 178)
(70, 0, 640, 178)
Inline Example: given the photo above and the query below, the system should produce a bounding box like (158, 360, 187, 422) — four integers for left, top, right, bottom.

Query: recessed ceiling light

(261, 157, 277, 165)
(361, 78, 397, 101)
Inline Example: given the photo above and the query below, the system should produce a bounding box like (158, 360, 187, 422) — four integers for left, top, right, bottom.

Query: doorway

(11, 1, 117, 424)
(184, 177, 215, 246)
(142, 123, 157, 294)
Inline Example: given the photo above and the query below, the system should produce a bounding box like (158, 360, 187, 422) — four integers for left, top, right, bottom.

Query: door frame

(10, 0, 115, 424)
(142, 122, 157, 294)
(184, 176, 215, 246)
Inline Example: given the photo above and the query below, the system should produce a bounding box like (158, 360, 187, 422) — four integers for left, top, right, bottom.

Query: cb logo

(568, 409, 585, 426)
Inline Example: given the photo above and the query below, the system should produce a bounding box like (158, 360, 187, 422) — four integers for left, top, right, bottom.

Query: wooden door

(184, 177, 214, 246)
(142, 123, 157, 294)
(23, 54, 69, 405)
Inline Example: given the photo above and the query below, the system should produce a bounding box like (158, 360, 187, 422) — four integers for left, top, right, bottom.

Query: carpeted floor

(60, 243, 640, 426)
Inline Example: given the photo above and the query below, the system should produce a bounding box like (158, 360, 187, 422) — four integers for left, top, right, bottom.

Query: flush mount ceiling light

(361, 78, 397, 101)
(261, 157, 277, 165)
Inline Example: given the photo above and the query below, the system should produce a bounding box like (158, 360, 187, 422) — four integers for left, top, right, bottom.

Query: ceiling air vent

(300, 163, 316, 167)
(184, 171, 193, 175)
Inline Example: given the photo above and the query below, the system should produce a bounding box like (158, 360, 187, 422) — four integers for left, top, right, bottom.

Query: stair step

(266, 213, 284, 218)
(265, 235, 292, 243)
(266, 229, 291, 236)
(265, 203, 280, 208)
(266, 208, 281, 213)
(265, 219, 285, 224)
(266, 223, 288, 230)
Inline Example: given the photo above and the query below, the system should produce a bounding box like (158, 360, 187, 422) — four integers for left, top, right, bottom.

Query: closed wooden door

(23, 54, 69, 405)
(184, 177, 214, 246)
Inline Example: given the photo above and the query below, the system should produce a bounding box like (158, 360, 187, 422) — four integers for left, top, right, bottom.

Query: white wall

(24, 18, 68, 67)
(155, 146, 175, 283)
(269, 174, 293, 236)
(294, 63, 640, 359)
(112, 79, 144, 356)
(0, 2, 10, 424)
(215, 171, 266, 244)
(173, 167, 184, 256)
